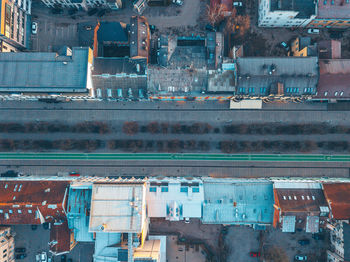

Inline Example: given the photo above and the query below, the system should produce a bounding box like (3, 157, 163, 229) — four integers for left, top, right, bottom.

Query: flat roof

(317, 0, 350, 19)
(0, 47, 90, 92)
(202, 179, 274, 224)
(270, 0, 316, 18)
(89, 183, 146, 233)
(316, 59, 350, 99)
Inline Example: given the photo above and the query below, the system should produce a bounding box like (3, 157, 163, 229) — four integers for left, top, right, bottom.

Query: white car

(233, 1, 243, 6)
(41, 252, 47, 262)
(307, 28, 319, 34)
(173, 0, 183, 6)
(32, 22, 38, 34)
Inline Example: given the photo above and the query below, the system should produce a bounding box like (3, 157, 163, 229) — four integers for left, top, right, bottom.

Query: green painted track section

(0, 153, 350, 162)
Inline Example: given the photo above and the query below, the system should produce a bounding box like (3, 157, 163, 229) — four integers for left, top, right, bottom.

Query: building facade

(327, 221, 350, 262)
(308, 0, 350, 28)
(40, 0, 122, 11)
(258, 0, 316, 27)
(0, 227, 14, 262)
(0, 0, 31, 50)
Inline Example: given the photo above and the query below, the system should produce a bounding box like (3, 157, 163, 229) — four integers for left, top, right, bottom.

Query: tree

(207, 4, 226, 26)
(147, 122, 160, 134)
(123, 122, 139, 135)
(225, 9, 250, 36)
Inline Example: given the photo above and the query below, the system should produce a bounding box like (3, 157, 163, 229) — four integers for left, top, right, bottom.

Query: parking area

(166, 235, 207, 262)
(11, 225, 94, 262)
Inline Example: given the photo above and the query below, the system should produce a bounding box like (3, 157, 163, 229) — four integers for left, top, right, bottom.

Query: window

(161, 187, 168, 192)
(192, 187, 200, 193)
(180, 187, 188, 193)
(149, 187, 157, 192)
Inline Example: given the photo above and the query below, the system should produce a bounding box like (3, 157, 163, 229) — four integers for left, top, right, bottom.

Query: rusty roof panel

(274, 188, 327, 213)
(323, 183, 350, 220)
(0, 181, 69, 224)
(50, 219, 72, 255)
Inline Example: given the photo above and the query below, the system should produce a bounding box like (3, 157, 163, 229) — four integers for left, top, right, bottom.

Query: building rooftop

(317, 0, 350, 19)
(89, 183, 146, 233)
(130, 16, 150, 60)
(202, 178, 274, 225)
(97, 22, 128, 43)
(236, 57, 318, 96)
(67, 183, 94, 242)
(146, 178, 203, 220)
(93, 57, 146, 75)
(273, 182, 328, 213)
(50, 220, 73, 255)
(270, 0, 316, 18)
(318, 40, 341, 59)
(0, 47, 91, 93)
(343, 222, 350, 261)
(323, 183, 350, 220)
(0, 180, 69, 224)
(316, 59, 350, 99)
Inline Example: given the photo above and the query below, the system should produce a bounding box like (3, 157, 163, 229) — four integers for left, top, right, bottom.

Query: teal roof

(67, 185, 94, 242)
(202, 179, 274, 225)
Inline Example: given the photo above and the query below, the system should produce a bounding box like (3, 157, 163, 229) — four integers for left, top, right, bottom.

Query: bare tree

(207, 4, 226, 26)
(123, 122, 139, 135)
(225, 9, 251, 36)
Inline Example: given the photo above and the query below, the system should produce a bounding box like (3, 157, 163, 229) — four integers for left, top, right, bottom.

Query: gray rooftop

(202, 179, 274, 225)
(236, 57, 318, 96)
(0, 47, 90, 93)
(270, 0, 316, 18)
(344, 222, 350, 261)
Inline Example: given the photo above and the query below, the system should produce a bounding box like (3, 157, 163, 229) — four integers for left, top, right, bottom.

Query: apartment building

(258, 0, 317, 27)
(308, 0, 350, 28)
(40, 0, 122, 10)
(0, 0, 31, 50)
(0, 227, 14, 262)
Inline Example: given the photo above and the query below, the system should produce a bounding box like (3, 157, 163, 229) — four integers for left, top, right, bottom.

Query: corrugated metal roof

(0, 180, 69, 224)
(282, 216, 296, 232)
(0, 47, 90, 92)
(306, 215, 319, 233)
(202, 179, 274, 224)
(89, 183, 146, 233)
(323, 183, 350, 220)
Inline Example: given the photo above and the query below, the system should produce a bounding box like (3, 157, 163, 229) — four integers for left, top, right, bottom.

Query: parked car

(32, 22, 38, 34)
(280, 41, 290, 51)
(205, 23, 216, 32)
(31, 224, 38, 230)
(173, 0, 183, 6)
(233, 1, 243, 6)
(68, 259, 73, 262)
(312, 233, 325, 240)
(149, 24, 156, 34)
(69, 172, 80, 177)
(307, 28, 319, 34)
(298, 239, 310, 245)
(249, 252, 261, 257)
(0, 170, 18, 177)
(295, 254, 307, 261)
(43, 222, 50, 230)
(15, 254, 27, 259)
(15, 248, 26, 253)
(41, 252, 47, 262)
(85, 26, 92, 31)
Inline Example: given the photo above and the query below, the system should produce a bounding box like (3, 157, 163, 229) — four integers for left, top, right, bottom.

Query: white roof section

(230, 99, 262, 109)
(89, 183, 146, 233)
(146, 178, 204, 220)
(274, 182, 322, 189)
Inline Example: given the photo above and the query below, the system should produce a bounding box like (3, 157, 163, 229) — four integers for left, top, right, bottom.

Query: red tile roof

(274, 188, 327, 213)
(0, 181, 69, 224)
(50, 219, 74, 255)
(323, 183, 350, 220)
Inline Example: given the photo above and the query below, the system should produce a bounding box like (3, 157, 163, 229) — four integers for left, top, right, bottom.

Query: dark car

(1, 170, 18, 177)
(15, 254, 27, 259)
(298, 239, 310, 246)
(43, 222, 50, 230)
(279, 41, 290, 51)
(149, 25, 156, 34)
(61, 254, 67, 262)
(31, 225, 38, 230)
(312, 233, 325, 240)
(249, 252, 261, 257)
(15, 248, 26, 253)
(68, 259, 73, 262)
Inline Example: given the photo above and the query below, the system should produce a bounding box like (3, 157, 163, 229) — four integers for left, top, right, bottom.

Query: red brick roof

(50, 219, 74, 255)
(323, 183, 350, 220)
(0, 181, 69, 224)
